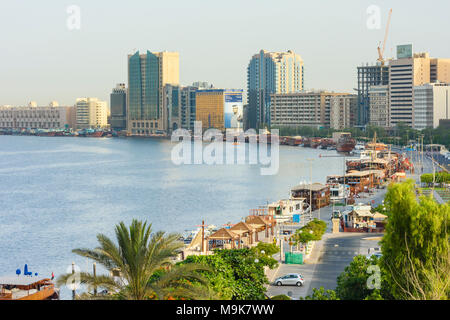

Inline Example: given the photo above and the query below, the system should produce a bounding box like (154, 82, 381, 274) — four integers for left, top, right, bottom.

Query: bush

(292, 219, 327, 244)
(270, 294, 292, 300)
(301, 287, 339, 300)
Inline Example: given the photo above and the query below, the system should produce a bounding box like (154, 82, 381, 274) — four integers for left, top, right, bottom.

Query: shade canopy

(230, 222, 254, 235)
(207, 228, 238, 240)
(246, 215, 270, 229)
(0, 276, 49, 286)
(373, 212, 388, 220)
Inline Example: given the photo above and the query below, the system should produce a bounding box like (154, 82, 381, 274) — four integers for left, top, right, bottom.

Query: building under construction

(357, 64, 389, 126)
(357, 8, 392, 127)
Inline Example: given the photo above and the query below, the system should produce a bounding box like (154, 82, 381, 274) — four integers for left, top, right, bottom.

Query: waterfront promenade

(266, 146, 446, 299)
(266, 185, 387, 299)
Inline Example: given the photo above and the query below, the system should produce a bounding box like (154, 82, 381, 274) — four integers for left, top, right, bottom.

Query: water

(0, 135, 345, 299)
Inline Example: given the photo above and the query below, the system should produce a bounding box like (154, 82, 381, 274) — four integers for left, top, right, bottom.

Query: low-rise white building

(270, 91, 355, 128)
(0, 103, 73, 129)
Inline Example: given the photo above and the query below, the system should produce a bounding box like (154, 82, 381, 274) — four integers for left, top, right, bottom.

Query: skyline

(1, 0, 450, 106)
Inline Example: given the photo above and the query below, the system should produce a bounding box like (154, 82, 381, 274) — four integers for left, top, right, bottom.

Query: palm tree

(58, 219, 211, 300)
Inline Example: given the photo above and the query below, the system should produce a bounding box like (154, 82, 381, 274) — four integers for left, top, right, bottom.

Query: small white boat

(353, 142, 365, 154)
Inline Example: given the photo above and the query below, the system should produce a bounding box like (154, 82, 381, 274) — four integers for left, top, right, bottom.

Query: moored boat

(0, 276, 59, 300)
(310, 138, 321, 149)
(336, 133, 356, 153)
(78, 128, 105, 137)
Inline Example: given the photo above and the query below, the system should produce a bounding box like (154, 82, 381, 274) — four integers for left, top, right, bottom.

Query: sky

(1, 0, 449, 106)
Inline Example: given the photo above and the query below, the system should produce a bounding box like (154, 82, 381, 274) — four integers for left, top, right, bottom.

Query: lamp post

(306, 158, 314, 221)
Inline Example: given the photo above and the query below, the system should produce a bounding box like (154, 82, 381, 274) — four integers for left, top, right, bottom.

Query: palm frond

(56, 271, 121, 292)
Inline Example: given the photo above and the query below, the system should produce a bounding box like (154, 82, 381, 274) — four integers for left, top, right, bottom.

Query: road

(267, 149, 439, 299)
(397, 146, 437, 182)
(266, 232, 382, 299)
(267, 186, 387, 299)
(305, 233, 381, 295)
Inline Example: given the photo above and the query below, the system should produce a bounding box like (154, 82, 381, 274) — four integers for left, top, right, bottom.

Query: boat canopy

(0, 276, 49, 286)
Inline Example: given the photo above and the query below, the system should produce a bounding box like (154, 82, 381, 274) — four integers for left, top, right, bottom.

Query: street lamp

(306, 158, 314, 221)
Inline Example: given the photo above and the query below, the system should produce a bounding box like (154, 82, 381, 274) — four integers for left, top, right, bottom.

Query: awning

(230, 222, 254, 236)
(207, 228, 238, 240)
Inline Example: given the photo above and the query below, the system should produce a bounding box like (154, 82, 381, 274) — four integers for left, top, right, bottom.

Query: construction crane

(377, 8, 393, 65)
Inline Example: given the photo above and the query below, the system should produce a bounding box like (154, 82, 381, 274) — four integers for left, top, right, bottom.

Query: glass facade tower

(247, 50, 304, 129)
(127, 50, 179, 135)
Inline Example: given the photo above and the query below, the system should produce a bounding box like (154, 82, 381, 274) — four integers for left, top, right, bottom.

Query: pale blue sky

(1, 0, 449, 106)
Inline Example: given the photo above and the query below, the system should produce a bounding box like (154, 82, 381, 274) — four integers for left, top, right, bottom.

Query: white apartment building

(414, 83, 450, 130)
(369, 85, 390, 128)
(0, 103, 72, 129)
(270, 91, 354, 128)
(75, 98, 109, 129)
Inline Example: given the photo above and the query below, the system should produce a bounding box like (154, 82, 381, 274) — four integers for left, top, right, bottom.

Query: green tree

(420, 173, 434, 185)
(381, 180, 450, 300)
(270, 294, 292, 300)
(57, 219, 209, 300)
(253, 242, 280, 269)
(335, 255, 389, 300)
(183, 246, 278, 300)
(292, 219, 327, 245)
(371, 204, 389, 216)
(302, 287, 339, 300)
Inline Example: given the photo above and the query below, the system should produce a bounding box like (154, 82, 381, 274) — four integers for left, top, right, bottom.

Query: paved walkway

(433, 190, 446, 204)
(265, 181, 389, 299)
(266, 233, 382, 299)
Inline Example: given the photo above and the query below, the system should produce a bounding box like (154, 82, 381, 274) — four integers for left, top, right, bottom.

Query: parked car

(274, 273, 304, 287)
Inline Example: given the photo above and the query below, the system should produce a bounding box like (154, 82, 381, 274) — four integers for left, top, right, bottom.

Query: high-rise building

(196, 89, 243, 131)
(389, 46, 450, 127)
(430, 58, 450, 83)
(75, 98, 109, 129)
(389, 49, 430, 127)
(164, 84, 181, 132)
(368, 85, 390, 128)
(413, 83, 450, 130)
(180, 86, 198, 131)
(110, 83, 127, 131)
(329, 95, 357, 130)
(356, 64, 389, 126)
(270, 91, 354, 128)
(127, 50, 179, 135)
(163, 85, 200, 132)
(247, 50, 304, 128)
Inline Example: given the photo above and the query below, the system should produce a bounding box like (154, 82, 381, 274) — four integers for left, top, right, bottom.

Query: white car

(274, 273, 304, 287)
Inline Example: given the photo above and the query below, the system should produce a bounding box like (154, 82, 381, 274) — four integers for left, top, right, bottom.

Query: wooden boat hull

(17, 286, 57, 300)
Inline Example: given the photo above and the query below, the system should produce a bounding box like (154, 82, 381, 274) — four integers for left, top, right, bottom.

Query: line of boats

(280, 132, 357, 153)
(180, 135, 413, 245)
(0, 128, 117, 137)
